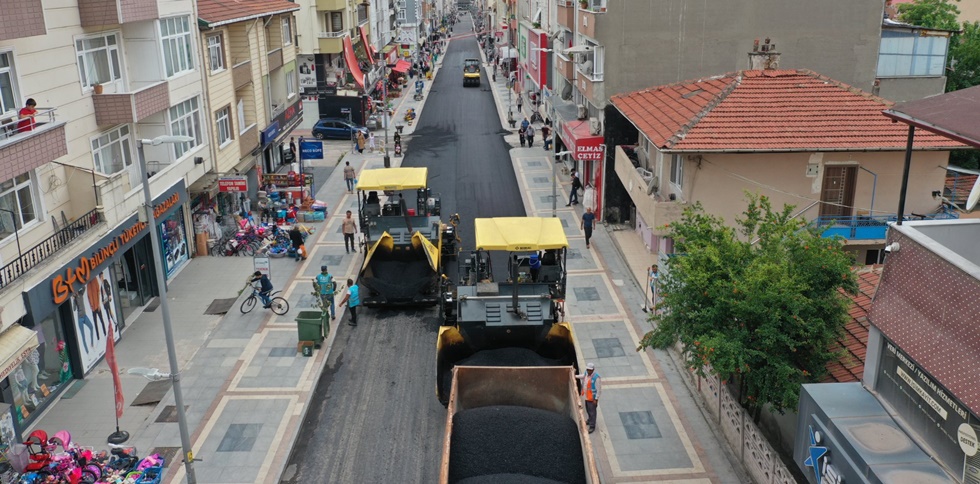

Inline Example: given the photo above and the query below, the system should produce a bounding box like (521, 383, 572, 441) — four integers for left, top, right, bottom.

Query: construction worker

(315, 266, 335, 320)
(575, 362, 601, 433)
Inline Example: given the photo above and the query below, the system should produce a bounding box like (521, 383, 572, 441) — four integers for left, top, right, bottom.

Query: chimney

(748, 36, 780, 70)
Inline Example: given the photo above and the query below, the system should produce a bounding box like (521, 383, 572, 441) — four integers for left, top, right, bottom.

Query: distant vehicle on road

(312, 118, 368, 140)
(463, 58, 481, 87)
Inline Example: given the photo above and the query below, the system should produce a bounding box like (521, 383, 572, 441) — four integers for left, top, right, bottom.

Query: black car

(312, 118, 368, 140)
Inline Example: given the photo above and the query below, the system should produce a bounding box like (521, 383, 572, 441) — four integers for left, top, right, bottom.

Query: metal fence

(0, 209, 101, 290)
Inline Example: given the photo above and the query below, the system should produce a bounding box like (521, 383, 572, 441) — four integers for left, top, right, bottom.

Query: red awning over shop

(342, 36, 365, 89)
(561, 120, 604, 161)
(359, 26, 376, 64)
(391, 59, 411, 74)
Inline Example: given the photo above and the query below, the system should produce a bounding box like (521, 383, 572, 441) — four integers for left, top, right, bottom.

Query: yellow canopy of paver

(474, 217, 569, 251)
(355, 167, 428, 191)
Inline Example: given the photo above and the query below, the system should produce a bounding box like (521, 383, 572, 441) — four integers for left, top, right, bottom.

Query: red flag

(105, 324, 124, 419)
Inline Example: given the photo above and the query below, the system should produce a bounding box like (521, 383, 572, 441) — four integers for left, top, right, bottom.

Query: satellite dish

(967, 177, 980, 212)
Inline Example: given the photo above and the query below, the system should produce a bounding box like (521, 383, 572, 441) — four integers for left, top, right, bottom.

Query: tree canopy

(897, 0, 961, 31)
(639, 195, 857, 414)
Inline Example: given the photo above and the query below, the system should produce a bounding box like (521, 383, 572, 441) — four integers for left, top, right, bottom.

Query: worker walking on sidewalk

(315, 266, 336, 320)
(576, 362, 601, 433)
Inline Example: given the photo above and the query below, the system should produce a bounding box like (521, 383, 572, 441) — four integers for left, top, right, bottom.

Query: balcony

(614, 146, 684, 234)
(233, 60, 253, 90)
(0, 0, 46, 40)
(78, 0, 158, 27)
(267, 48, 284, 71)
(557, 2, 574, 29)
(556, 54, 575, 81)
(815, 211, 959, 241)
(0, 210, 102, 290)
(318, 31, 347, 54)
(239, 124, 259, 159)
(316, 0, 346, 10)
(0, 109, 68, 183)
(92, 80, 170, 127)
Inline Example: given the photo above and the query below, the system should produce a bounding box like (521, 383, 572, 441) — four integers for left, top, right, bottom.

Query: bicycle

(241, 282, 289, 315)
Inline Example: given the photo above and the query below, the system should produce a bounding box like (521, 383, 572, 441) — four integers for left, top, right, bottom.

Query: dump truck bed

(440, 366, 600, 484)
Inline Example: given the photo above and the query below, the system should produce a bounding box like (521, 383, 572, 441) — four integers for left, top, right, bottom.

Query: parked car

(312, 118, 368, 140)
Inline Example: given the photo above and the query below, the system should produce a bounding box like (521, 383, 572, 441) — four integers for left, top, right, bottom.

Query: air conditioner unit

(576, 104, 587, 120)
(589, 117, 601, 135)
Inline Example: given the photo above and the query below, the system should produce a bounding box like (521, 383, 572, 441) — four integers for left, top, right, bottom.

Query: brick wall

(78, 0, 120, 28)
(0, 0, 46, 40)
(0, 124, 68, 183)
(93, 81, 170, 126)
(133, 82, 170, 121)
(120, 0, 158, 23)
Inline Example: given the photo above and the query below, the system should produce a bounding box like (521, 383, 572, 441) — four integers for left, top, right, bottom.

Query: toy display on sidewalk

(3, 430, 164, 484)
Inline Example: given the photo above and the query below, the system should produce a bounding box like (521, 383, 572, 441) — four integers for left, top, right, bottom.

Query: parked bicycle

(241, 282, 289, 315)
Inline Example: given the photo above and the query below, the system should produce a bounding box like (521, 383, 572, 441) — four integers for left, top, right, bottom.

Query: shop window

(159, 206, 189, 277)
(0, 172, 38, 242)
(12, 317, 70, 427)
(68, 267, 122, 374)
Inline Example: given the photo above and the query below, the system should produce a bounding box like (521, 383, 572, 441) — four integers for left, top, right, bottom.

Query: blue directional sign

(300, 140, 323, 160)
(803, 426, 828, 483)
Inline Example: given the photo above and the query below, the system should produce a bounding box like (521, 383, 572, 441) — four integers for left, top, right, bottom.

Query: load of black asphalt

(443, 348, 560, 400)
(448, 405, 586, 484)
(361, 259, 435, 300)
(456, 473, 566, 484)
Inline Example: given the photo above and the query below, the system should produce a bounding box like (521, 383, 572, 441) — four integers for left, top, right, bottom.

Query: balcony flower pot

(580, 1, 588, 9)
(93, 84, 103, 95)
(532, 22, 541, 29)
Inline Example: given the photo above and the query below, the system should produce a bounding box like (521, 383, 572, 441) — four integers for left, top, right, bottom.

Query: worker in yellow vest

(576, 362, 601, 433)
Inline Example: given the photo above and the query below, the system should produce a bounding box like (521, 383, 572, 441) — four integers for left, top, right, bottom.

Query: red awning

(391, 60, 411, 74)
(359, 26, 375, 64)
(342, 36, 365, 89)
(561, 120, 604, 161)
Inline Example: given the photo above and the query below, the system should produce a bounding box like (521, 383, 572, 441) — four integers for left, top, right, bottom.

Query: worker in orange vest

(576, 362, 601, 433)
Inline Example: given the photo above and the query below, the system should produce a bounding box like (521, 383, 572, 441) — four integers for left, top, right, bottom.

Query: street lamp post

(553, 151, 573, 218)
(383, 59, 391, 168)
(136, 135, 198, 484)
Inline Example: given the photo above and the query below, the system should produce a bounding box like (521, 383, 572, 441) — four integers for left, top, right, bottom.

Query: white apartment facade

(0, 0, 210, 441)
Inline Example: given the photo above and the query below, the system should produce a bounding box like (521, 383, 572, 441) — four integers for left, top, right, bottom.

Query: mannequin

(23, 350, 41, 391)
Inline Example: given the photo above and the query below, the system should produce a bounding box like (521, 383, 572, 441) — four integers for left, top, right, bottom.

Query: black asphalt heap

(456, 473, 567, 484)
(443, 348, 560, 396)
(448, 405, 587, 484)
(362, 259, 435, 301)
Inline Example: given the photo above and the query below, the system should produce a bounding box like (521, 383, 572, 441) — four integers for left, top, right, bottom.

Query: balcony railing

(318, 30, 347, 38)
(0, 108, 58, 146)
(0, 209, 102, 290)
(815, 211, 959, 240)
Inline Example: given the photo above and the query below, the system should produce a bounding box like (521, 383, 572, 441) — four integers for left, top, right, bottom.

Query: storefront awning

(343, 36, 365, 89)
(359, 26, 376, 64)
(0, 325, 39, 382)
(561, 120, 604, 161)
(391, 60, 411, 74)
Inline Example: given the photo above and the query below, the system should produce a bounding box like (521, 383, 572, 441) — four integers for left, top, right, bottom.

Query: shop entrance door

(113, 237, 157, 324)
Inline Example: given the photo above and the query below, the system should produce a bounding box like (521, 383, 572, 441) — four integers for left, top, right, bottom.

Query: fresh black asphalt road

(280, 15, 527, 483)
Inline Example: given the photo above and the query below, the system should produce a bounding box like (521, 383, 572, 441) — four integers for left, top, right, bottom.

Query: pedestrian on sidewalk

(567, 172, 582, 206)
(315, 266, 336, 320)
(581, 207, 596, 249)
(344, 161, 356, 193)
(575, 362, 601, 433)
(518, 126, 526, 147)
(368, 131, 376, 153)
(525, 124, 535, 147)
(289, 225, 307, 261)
(520, 116, 529, 132)
(355, 130, 366, 154)
(289, 137, 297, 161)
(542, 124, 552, 150)
(339, 279, 360, 327)
(342, 210, 357, 254)
(517, 97, 523, 115)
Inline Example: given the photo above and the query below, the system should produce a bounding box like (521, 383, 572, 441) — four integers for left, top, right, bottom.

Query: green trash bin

(296, 311, 326, 347)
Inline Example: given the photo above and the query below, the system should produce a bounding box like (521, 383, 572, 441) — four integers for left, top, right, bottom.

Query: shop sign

(876, 338, 980, 475)
(0, 345, 37, 383)
(803, 426, 843, 484)
(261, 121, 280, 146)
(24, 181, 187, 319)
(300, 140, 324, 160)
(527, 31, 547, 88)
(218, 177, 248, 192)
(576, 144, 604, 161)
(253, 255, 270, 280)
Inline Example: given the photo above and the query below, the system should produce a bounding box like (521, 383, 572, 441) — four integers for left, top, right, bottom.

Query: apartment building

(194, 0, 302, 219)
(0, 0, 211, 441)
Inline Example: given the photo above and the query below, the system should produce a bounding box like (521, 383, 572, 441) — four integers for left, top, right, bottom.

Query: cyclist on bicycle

(314, 266, 336, 320)
(249, 271, 274, 308)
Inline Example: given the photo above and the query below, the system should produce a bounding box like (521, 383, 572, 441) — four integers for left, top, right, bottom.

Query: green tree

(897, 0, 961, 31)
(639, 195, 857, 416)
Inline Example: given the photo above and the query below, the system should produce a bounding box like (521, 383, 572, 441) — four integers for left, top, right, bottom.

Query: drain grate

(155, 405, 189, 423)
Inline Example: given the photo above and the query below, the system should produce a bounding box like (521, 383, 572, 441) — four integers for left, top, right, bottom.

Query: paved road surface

(281, 17, 523, 483)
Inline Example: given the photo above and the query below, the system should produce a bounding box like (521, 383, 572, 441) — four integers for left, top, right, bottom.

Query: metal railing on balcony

(0, 209, 102, 290)
(0, 107, 58, 147)
(318, 30, 347, 38)
(815, 210, 959, 240)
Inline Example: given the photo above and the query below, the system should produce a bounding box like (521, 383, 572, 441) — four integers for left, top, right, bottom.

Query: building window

(237, 98, 246, 134)
(331, 12, 344, 31)
(168, 97, 202, 159)
(160, 17, 195, 78)
(0, 173, 37, 241)
(75, 33, 122, 89)
(282, 17, 292, 46)
(91, 125, 133, 175)
(670, 154, 683, 188)
(397, 9, 406, 22)
(877, 30, 948, 77)
(286, 68, 296, 97)
(215, 106, 232, 147)
(207, 34, 224, 73)
(0, 52, 18, 116)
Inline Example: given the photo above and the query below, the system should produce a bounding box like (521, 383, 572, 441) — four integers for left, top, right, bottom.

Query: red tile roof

(198, 0, 299, 27)
(945, 172, 978, 207)
(821, 266, 882, 383)
(610, 69, 966, 152)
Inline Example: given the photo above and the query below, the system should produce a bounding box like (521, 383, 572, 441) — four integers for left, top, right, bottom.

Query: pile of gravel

(456, 474, 567, 484)
(443, 348, 561, 398)
(448, 405, 586, 484)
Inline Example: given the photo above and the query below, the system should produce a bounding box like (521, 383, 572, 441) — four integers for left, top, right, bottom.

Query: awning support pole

(896, 125, 915, 226)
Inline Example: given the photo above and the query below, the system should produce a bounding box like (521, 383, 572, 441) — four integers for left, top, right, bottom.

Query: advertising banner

(68, 267, 121, 374)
